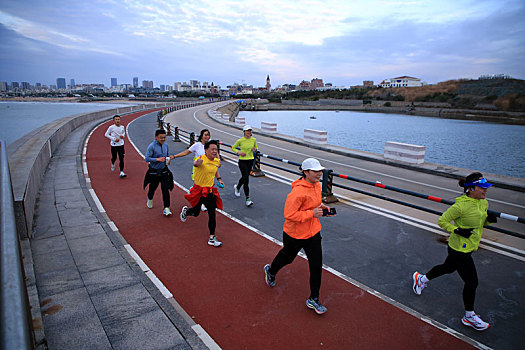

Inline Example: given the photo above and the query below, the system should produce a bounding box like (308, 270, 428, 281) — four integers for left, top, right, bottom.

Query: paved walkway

(27, 106, 525, 349)
(29, 111, 207, 349)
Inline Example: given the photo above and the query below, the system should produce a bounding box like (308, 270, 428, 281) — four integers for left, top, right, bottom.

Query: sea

(239, 110, 525, 179)
(0, 101, 134, 146)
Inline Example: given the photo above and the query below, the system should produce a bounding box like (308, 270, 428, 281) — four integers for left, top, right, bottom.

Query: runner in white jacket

(104, 115, 126, 177)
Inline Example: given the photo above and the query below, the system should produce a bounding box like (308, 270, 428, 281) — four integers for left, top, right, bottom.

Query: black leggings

(186, 193, 217, 236)
(147, 175, 171, 208)
(269, 232, 323, 299)
(236, 159, 253, 197)
(426, 246, 478, 311)
(110, 145, 125, 171)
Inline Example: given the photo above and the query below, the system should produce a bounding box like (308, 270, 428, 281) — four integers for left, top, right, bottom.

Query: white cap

(301, 158, 325, 171)
(243, 125, 252, 131)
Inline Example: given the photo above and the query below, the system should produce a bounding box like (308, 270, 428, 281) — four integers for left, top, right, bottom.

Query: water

(240, 110, 525, 178)
(0, 101, 134, 146)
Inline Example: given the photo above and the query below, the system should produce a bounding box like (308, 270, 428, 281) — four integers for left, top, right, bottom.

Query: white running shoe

(245, 198, 254, 207)
(234, 184, 241, 197)
(462, 313, 490, 331)
(111, 163, 115, 171)
(180, 206, 188, 222)
(146, 198, 153, 209)
(119, 171, 127, 178)
(163, 207, 172, 216)
(412, 272, 426, 295)
(208, 236, 222, 247)
(201, 204, 207, 212)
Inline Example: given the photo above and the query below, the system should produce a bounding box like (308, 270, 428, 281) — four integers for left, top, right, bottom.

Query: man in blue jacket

(144, 129, 174, 216)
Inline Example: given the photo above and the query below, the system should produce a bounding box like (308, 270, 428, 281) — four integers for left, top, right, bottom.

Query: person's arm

(215, 169, 224, 186)
(437, 204, 462, 234)
(120, 126, 126, 139)
(284, 191, 315, 222)
(145, 143, 163, 162)
(173, 149, 192, 158)
(231, 139, 241, 154)
(104, 126, 115, 141)
(193, 156, 203, 167)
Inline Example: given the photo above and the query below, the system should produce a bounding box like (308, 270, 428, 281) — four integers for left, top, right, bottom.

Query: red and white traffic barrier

(261, 122, 277, 133)
(304, 129, 327, 144)
(384, 141, 425, 164)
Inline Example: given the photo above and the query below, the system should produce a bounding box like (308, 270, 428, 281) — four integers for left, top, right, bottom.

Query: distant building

(266, 75, 271, 92)
(297, 80, 311, 90)
(363, 80, 374, 87)
(56, 78, 66, 89)
(133, 77, 138, 88)
(111, 78, 117, 87)
(310, 78, 324, 89)
(379, 76, 422, 88)
(11, 82, 20, 89)
(0, 81, 7, 91)
(70, 79, 75, 88)
(21, 82, 31, 90)
(142, 80, 153, 89)
(160, 84, 166, 92)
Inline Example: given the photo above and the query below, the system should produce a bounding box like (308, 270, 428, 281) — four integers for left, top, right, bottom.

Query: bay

(0, 101, 133, 146)
(240, 110, 525, 178)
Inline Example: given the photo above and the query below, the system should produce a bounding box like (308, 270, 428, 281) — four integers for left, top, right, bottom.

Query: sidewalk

(28, 114, 207, 349)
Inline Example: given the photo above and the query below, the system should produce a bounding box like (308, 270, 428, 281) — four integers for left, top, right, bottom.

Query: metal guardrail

(164, 122, 525, 239)
(1, 139, 32, 350)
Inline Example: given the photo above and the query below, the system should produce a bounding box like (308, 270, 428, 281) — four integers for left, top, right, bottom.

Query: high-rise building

(21, 82, 31, 90)
(56, 78, 66, 89)
(11, 82, 19, 89)
(266, 75, 271, 92)
(160, 85, 166, 92)
(70, 79, 76, 88)
(133, 77, 138, 88)
(0, 81, 7, 91)
(111, 78, 117, 87)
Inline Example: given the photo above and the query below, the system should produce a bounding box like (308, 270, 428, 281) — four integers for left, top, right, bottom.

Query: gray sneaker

(234, 184, 240, 197)
(180, 206, 188, 222)
(208, 236, 222, 247)
(245, 197, 254, 207)
(306, 298, 327, 315)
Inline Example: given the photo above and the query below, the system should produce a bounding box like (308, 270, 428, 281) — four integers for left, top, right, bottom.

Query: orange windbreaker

(282, 178, 322, 239)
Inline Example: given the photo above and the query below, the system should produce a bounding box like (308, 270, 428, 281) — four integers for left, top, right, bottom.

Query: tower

(266, 75, 271, 92)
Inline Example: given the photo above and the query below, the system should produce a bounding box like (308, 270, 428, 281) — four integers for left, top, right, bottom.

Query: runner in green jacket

(412, 172, 497, 331)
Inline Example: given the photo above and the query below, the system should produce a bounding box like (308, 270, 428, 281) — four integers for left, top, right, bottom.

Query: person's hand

(252, 147, 257, 152)
(194, 158, 203, 166)
(454, 228, 473, 238)
(313, 205, 324, 218)
(157, 157, 166, 162)
(487, 213, 498, 223)
(218, 179, 224, 187)
(239, 152, 246, 157)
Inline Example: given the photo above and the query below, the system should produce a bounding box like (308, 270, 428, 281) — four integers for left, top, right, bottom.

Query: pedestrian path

(82, 112, 479, 348)
(30, 111, 207, 349)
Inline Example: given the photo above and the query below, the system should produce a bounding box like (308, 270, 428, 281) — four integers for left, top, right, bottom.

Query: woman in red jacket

(264, 158, 333, 315)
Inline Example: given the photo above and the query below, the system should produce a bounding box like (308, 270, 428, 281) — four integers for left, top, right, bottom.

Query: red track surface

(87, 112, 474, 350)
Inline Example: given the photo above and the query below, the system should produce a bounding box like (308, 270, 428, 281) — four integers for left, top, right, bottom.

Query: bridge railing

(163, 122, 525, 239)
(1, 139, 33, 350)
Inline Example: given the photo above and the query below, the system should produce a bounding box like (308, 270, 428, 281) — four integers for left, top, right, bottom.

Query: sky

(0, 0, 524, 89)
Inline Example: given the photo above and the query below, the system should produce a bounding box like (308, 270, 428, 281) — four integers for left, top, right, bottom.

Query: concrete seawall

(7, 104, 172, 239)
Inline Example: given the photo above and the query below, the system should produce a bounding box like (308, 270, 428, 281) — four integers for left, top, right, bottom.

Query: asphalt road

(123, 105, 525, 349)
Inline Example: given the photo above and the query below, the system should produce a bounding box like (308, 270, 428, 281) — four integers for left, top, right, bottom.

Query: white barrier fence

(235, 117, 246, 126)
(384, 141, 425, 164)
(261, 122, 277, 133)
(304, 129, 327, 144)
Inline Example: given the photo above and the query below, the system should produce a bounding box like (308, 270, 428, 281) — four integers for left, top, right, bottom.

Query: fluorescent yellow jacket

(232, 137, 257, 160)
(438, 195, 493, 253)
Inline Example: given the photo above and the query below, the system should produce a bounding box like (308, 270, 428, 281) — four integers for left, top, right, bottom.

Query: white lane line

(189, 107, 523, 209)
(146, 271, 173, 299)
(88, 189, 106, 213)
(191, 325, 222, 350)
(107, 221, 118, 232)
(124, 244, 150, 272)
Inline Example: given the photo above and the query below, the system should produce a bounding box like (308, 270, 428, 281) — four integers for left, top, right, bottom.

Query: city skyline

(1, 0, 524, 88)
